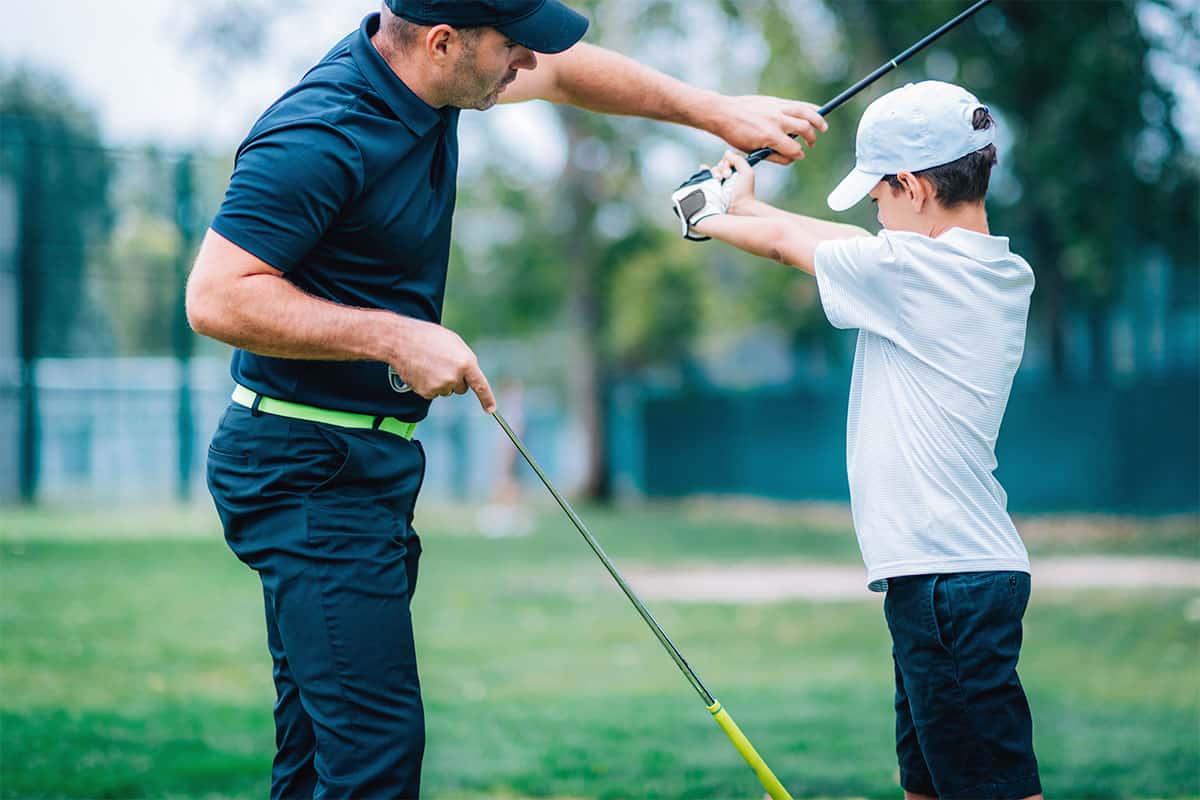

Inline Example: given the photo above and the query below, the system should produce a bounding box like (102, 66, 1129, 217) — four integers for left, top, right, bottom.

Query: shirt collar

(351, 13, 443, 136)
(938, 226, 1012, 259)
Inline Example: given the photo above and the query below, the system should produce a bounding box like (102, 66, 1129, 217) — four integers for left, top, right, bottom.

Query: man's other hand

(388, 318, 496, 413)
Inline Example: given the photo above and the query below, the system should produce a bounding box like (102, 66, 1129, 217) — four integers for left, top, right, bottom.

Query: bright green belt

(231, 384, 417, 440)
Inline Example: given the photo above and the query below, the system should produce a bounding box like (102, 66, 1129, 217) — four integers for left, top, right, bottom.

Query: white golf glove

(670, 175, 729, 241)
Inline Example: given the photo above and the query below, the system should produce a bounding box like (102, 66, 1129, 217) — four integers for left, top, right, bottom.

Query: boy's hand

(670, 174, 730, 241)
(709, 150, 757, 215)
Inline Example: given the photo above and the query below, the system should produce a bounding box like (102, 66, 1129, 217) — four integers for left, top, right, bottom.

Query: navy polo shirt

(211, 12, 459, 421)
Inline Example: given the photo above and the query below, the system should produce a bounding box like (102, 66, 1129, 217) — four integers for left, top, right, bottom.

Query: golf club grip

(738, 0, 994, 169)
(708, 701, 794, 800)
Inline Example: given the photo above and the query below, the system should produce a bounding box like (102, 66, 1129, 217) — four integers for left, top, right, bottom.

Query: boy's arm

(501, 43, 826, 164)
(685, 149, 869, 274)
(696, 203, 869, 275)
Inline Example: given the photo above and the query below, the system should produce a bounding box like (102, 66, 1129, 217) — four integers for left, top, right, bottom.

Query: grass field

(1, 502, 1198, 799)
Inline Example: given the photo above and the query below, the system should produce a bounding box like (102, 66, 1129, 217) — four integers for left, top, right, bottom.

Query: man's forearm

(540, 43, 718, 131)
(187, 272, 405, 364)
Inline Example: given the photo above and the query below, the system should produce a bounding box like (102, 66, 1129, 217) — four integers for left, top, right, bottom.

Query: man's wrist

(366, 311, 414, 367)
(681, 88, 729, 136)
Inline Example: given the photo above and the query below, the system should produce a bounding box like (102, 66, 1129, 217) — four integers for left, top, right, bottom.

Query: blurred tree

(979, 0, 1199, 380)
(99, 150, 180, 355)
(739, 0, 1200, 381)
(180, 0, 1199, 500)
(1, 68, 114, 502)
(0, 69, 115, 357)
(94, 148, 212, 358)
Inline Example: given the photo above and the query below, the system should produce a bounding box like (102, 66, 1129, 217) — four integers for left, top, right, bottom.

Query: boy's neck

(924, 201, 990, 238)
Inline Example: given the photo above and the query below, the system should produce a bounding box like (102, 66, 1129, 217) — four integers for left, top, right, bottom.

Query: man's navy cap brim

(496, 0, 588, 54)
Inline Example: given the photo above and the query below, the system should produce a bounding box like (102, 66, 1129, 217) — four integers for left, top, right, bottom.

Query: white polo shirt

(814, 227, 1034, 591)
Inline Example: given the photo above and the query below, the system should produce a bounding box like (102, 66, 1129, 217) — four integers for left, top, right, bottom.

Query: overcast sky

(0, 0, 576, 178)
(0, 2, 430, 148)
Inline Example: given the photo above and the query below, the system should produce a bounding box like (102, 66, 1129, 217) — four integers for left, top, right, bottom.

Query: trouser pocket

(929, 574, 955, 654)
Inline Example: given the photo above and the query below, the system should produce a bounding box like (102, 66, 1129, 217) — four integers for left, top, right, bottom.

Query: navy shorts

(207, 402, 427, 799)
(884, 571, 1041, 799)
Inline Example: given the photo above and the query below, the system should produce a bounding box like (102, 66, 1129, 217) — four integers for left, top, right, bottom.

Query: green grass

(1, 504, 1198, 799)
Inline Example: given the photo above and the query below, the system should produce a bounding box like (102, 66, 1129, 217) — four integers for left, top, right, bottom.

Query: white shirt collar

(937, 226, 1011, 259)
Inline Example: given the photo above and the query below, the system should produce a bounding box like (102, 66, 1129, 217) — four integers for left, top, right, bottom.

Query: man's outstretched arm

(501, 42, 827, 164)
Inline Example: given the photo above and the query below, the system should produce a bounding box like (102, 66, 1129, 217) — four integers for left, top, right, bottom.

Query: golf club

(676, 0, 994, 190)
(492, 410, 794, 800)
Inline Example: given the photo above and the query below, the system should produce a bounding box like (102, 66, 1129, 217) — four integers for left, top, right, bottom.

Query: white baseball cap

(827, 81, 996, 212)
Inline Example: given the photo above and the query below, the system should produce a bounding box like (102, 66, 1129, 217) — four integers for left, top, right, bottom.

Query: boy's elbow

(765, 223, 792, 265)
(766, 226, 812, 272)
(766, 244, 788, 265)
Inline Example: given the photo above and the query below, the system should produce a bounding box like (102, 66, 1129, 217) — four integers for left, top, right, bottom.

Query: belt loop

(372, 415, 385, 430)
(251, 393, 265, 418)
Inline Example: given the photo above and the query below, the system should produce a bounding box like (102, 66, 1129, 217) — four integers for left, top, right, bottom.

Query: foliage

(450, 0, 1199, 385)
(766, 0, 1199, 375)
(96, 151, 182, 356)
(0, 69, 115, 357)
(161, 0, 1200, 501)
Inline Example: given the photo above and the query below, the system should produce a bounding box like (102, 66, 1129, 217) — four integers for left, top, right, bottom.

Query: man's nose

(512, 47, 537, 71)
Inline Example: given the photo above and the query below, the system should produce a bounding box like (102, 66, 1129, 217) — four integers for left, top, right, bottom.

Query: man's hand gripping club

(671, 102, 823, 242)
(385, 316, 496, 413)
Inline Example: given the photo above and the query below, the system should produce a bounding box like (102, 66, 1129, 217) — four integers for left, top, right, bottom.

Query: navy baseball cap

(386, 0, 589, 54)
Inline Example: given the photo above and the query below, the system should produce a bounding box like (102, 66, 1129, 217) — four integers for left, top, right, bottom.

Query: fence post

(173, 154, 196, 502)
(16, 133, 41, 504)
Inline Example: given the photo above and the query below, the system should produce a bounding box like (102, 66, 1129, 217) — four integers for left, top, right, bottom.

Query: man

(186, 1, 826, 796)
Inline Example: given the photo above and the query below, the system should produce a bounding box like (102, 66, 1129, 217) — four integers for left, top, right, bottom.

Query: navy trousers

(207, 402, 427, 799)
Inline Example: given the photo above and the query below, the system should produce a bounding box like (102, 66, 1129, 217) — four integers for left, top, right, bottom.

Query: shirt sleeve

(813, 233, 905, 338)
(210, 121, 364, 272)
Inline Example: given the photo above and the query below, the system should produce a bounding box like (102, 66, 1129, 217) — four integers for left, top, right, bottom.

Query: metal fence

(618, 373, 1200, 514)
(0, 357, 583, 506)
(6, 354, 1196, 513)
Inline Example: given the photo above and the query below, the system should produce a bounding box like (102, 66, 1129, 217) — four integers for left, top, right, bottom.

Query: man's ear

(425, 24, 455, 63)
(895, 170, 929, 214)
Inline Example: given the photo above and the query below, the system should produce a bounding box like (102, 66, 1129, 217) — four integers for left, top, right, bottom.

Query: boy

(673, 81, 1043, 800)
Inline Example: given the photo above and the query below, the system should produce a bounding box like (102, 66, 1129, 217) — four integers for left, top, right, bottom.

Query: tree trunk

(1031, 216, 1067, 382)
(17, 135, 41, 503)
(1087, 303, 1110, 384)
(173, 155, 197, 502)
(560, 110, 610, 500)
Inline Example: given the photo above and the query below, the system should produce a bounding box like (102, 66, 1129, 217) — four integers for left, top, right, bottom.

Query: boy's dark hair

(884, 107, 997, 208)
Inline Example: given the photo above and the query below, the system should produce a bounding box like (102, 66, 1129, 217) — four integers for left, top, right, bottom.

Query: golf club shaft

(742, 0, 993, 167)
(492, 410, 794, 800)
(492, 411, 713, 705)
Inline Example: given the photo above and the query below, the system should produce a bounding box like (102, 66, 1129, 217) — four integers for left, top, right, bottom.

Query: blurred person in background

(185, 0, 828, 796)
